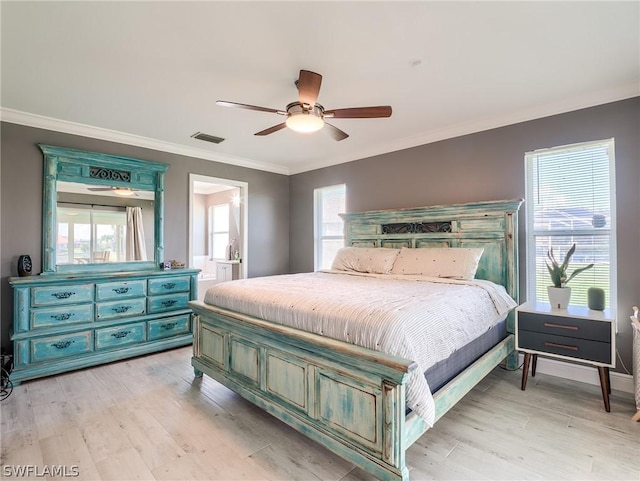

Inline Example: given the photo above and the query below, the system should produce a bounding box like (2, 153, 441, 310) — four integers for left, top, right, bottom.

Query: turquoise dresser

(9, 268, 199, 384)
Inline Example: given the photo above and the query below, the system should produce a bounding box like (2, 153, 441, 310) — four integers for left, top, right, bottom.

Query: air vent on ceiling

(191, 132, 225, 144)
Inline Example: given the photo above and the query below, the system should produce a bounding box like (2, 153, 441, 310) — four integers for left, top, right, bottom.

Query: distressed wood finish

(10, 268, 199, 384)
(191, 199, 523, 481)
(39, 144, 168, 275)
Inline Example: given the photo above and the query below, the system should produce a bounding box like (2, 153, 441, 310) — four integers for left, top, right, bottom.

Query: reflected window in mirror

(57, 205, 127, 265)
(57, 181, 155, 267)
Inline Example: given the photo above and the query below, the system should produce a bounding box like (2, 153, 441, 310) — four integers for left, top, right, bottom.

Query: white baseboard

(517, 353, 634, 394)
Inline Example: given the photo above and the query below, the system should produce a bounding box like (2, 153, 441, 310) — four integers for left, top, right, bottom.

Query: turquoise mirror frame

(39, 144, 168, 275)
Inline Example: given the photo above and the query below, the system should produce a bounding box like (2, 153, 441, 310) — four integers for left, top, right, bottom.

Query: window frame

(314, 184, 346, 271)
(524, 138, 617, 309)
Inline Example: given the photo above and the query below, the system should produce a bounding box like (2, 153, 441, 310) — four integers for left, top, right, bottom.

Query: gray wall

(0, 122, 290, 350)
(289, 97, 640, 373)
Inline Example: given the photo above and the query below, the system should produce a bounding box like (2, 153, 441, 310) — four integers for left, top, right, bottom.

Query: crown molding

(0, 108, 290, 176)
(288, 84, 640, 175)
(3, 82, 638, 177)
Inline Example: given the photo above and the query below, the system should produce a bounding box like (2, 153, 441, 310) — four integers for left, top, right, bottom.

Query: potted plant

(546, 243, 594, 309)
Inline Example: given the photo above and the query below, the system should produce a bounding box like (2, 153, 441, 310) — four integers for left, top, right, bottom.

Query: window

(525, 139, 616, 308)
(57, 205, 126, 264)
(314, 184, 346, 270)
(209, 203, 230, 260)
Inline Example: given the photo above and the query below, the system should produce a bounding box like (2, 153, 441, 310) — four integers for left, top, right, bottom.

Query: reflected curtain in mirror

(126, 206, 147, 261)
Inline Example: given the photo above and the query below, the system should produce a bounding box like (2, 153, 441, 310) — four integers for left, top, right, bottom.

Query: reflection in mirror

(57, 181, 155, 266)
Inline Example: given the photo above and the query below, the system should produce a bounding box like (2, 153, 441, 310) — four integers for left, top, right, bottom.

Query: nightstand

(516, 301, 616, 412)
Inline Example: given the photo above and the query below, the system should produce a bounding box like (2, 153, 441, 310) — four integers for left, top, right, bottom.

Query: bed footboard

(190, 301, 416, 481)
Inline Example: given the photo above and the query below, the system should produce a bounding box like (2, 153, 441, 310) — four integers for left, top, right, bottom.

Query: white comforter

(203, 270, 516, 426)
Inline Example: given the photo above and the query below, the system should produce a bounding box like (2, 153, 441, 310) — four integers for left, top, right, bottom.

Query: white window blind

(525, 138, 616, 308)
(314, 184, 346, 271)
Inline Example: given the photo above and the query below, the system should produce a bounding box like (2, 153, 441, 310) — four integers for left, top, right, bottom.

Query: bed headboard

(340, 199, 524, 303)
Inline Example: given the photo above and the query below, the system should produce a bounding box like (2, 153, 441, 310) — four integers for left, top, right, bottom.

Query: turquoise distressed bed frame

(190, 198, 523, 481)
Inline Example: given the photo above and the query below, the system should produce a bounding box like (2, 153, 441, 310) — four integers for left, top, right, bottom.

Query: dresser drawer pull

(544, 341, 578, 351)
(51, 340, 74, 349)
(110, 330, 132, 339)
(161, 322, 177, 330)
(161, 299, 177, 307)
(51, 313, 73, 321)
(544, 322, 578, 331)
(52, 291, 75, 299)
(113, 287, 130, 294)
(162, 282, 176, 290)
(112, 305, 132, 313)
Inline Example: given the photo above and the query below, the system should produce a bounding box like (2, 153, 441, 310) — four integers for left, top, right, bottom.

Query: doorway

(188, 174, 248, 300)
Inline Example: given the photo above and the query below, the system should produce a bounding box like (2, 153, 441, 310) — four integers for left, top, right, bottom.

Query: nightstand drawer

(518, 311, 611, 342)
(518, 330, 611, 364)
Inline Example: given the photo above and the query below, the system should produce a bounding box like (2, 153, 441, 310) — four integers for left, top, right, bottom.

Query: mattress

(425, 318, 508, 393)
(203, 270, 516, 425)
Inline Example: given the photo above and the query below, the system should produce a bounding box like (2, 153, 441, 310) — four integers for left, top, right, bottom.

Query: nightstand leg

(597, 366, 611, 412)
(531, 354, 538, 377)
(521, 353, 531, 390)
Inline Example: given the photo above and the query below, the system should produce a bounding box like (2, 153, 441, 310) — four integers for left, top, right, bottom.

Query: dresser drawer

(518, 330, 611, 364)
(31, 304, 93, 330)
(148, 276, 191, 295)
(96, 297, 146, 321)
(518, 311, 611, 342)
(95, 322, 146, 350)
(31, 331, 93, 363)
(31, 284, 94, 307)
(96, 280, 147, 301)
(148, 314, 191, 340)
(147, 293, 190, 314)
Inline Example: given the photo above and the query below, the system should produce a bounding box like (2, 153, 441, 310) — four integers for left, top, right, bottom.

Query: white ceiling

(2, 1, 638, 175)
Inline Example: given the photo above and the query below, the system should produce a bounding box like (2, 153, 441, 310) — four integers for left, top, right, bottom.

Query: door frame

(188, 173, 248, 279)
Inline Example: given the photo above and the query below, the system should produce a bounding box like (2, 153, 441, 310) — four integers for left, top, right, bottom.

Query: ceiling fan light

(113, 188, 135, 197)
(285, 113, 324, 133)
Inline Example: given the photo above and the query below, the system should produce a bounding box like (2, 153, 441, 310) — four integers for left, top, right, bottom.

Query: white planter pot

(547, 286, 571, 309)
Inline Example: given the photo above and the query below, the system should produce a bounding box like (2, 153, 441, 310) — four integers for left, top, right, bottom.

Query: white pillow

(390, 247, 484, 280)
(331, 247, 400, 274)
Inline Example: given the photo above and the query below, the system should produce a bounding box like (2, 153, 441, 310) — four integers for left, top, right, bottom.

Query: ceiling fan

(216, 70, 392, 141)
(87, 186, 139, 197)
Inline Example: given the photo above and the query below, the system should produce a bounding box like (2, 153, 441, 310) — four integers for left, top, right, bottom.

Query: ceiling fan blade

(324, 122, 349, 141)
(255, 123, 288, 136)
(216, 100, 285, 115)
(324, 106, 392, 119)
(297, 70, 322, 106)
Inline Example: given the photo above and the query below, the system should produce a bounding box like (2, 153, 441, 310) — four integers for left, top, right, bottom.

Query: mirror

(40, 145, 168, 274)
(56, 181, 155, 266)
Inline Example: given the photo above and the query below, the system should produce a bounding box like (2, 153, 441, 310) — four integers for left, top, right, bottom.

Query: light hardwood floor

(1, 346, 638, 481)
